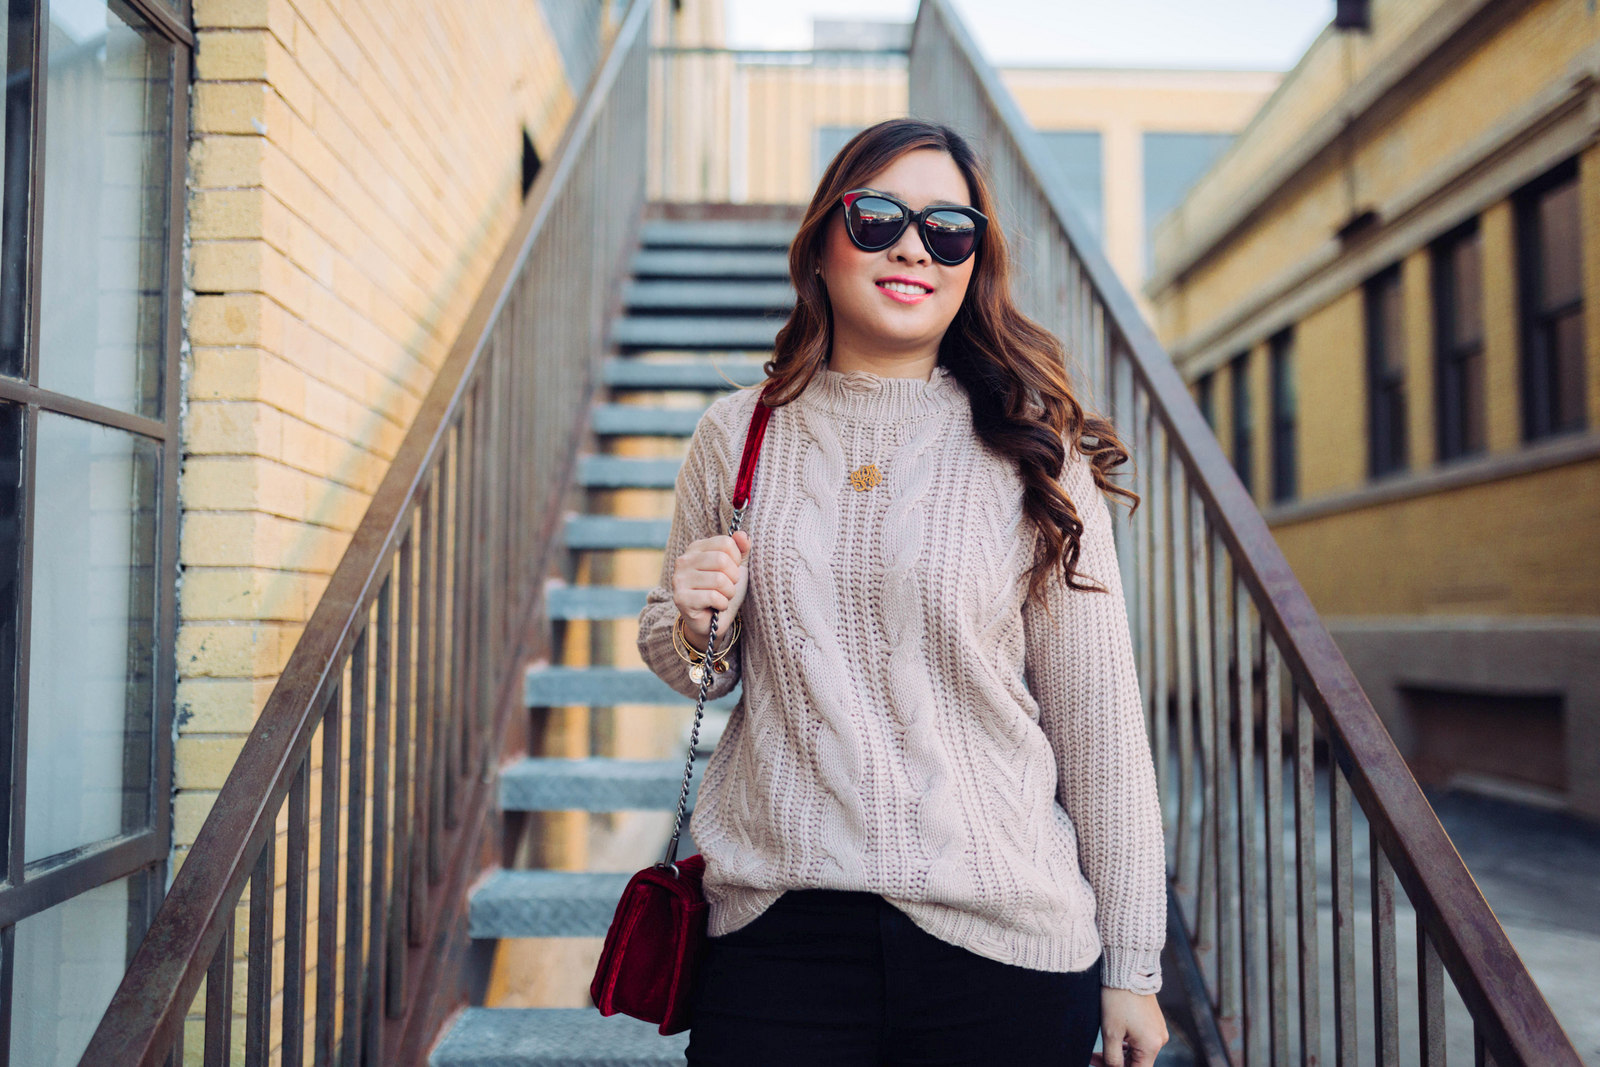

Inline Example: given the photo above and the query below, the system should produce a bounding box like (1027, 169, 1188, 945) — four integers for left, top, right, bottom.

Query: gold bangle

(673, 613, 740, 661)
(673, 613, 740, 680)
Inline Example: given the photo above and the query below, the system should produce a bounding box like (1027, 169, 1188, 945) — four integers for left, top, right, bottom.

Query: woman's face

(818, 148, 978, 359)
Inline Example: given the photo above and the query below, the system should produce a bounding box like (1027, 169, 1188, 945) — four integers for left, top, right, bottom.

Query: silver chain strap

(655, 502, 746, 875)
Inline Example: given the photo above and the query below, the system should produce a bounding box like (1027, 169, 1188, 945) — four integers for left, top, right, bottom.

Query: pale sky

(725, 0, 1331, 70)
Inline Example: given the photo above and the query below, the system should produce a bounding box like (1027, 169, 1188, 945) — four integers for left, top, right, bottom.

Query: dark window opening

(521, 127, 542, 199)
(1269, 329, 1297, 503)
(1433, 221, 1485, 462)
(1402, 686, 1566, 796)
(1229, 352, 1253, 496)
(1195, 371, 1215, 430)
(1365, 265, 1407, 477)
(1516, 160, 1586, 442)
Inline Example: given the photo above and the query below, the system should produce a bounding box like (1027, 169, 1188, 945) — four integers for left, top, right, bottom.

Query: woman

(636, 118, 1169, 1067)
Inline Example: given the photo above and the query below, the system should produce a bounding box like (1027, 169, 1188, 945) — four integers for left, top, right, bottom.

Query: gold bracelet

(673, 613, 740, 683)
(673, 613, 740, 661)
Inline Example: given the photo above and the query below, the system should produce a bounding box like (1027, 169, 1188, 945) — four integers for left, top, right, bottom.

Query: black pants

(685, 888, 1103, 1066)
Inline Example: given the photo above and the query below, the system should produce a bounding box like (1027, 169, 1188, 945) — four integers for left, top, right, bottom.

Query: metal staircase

(430, 214, 795, 1066)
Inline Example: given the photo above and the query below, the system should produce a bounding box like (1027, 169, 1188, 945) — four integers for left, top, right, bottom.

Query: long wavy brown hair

(755, 118, 1137, 606)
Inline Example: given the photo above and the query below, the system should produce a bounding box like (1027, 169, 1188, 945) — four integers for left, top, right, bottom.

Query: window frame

(1432, 219, 1486, 463)
(1365, 264, 1408, 478)
(1269, 328, 1297, 503)
(1515, 159, 1586, 443)
(0, 0, 190, 1043)
(1229, 351, 1253, 496)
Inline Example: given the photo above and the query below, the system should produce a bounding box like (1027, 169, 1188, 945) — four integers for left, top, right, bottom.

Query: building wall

(1152, 0, 1600, 817)
(177, 0, 585, 862)
(1001, 67, 1279, 301)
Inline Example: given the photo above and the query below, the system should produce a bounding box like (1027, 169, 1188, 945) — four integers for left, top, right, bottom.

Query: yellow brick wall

(177, 0, 580, 858)
(1157, 0, 1599, 344)
(1274, 455, 1600, 616)
(1292, 289, 1368, 497)
(172, 0, 595, 1049)
(1480, 200, 1521, 453)
(175, 1, 593, 1055)
(1583, 143, 1600, 430)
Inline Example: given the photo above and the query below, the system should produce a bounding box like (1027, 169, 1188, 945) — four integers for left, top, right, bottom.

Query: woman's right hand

(672, 529, 752, 649)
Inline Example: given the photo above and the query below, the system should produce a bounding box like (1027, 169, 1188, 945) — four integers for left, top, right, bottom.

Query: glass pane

(36, 0, 172, 418)
(1553, 309, 1586, 432)
(0, 3, 35, 378)
(25, 413, 157, 863)
(1450, 229, 1482, 348)
(1537, 178, 1581, 311)
(0, 405, 20, 870)
(1039, 130, 1104, 243)
(12, 870, 149, 1066)
(1143, 131, 1234, 269)
(1461, 347, 1486, 454)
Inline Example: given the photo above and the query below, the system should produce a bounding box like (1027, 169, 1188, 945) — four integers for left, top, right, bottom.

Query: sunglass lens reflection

(849, 196, 906, 249)
(924, 210, 976, 262)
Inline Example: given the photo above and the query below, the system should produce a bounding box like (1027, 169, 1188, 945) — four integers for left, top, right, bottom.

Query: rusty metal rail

(78, 2, 651, 1063)
(909, 2, 1582, 1065)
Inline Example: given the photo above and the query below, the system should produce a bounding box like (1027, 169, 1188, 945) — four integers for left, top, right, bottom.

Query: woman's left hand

(1090, 988, 1169, 1067)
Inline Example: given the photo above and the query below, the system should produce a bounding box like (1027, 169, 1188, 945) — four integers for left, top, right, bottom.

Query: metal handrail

(910, 1, 1581, 1065)
(80, 1, 652, 1062)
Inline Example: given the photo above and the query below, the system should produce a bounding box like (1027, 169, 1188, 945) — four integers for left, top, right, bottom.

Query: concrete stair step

(545, 583, 651, 621)
(631, 248, 789, 279)
(469, 870, 632, 938)
(525, 664, 740, 709)
(639, 219, 796, 249)
(429, 1007, 688, 1066)
(577, 456, 682, 489)
(601, 357, 767, 391)
(499, 757, 698, 813)
(624, 280, 794, 313)
(590, 404, 706, 437)
(564, 515, 670, 550)
(611, 315, 781, 351)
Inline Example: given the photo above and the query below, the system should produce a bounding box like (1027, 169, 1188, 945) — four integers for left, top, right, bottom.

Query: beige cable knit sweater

(636, 362, 1166, 993)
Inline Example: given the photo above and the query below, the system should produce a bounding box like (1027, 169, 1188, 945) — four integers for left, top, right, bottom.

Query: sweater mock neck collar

(798, 361, 966, 419)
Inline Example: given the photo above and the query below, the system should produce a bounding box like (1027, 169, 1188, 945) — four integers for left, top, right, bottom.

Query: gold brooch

(849, 464, 883, 492)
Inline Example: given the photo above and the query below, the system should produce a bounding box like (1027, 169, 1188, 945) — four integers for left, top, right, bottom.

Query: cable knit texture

(636, 362, 1166, 993)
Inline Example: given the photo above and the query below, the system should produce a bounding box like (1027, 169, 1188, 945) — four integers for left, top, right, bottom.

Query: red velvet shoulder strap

(731, 384, 776, 510)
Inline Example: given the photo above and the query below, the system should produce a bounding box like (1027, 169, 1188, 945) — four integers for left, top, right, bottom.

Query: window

(1143, 131, 1235, 272)
(1195, 371, 1215, 430)
(814, 125, 864, 182)
(1269, 330, 1297, 502)
(0, 1, 186, 1061)
(1516, 161, 1586, 441)
(1229, 352, 1253, 495)
(1365, 266, 1407, 477)
(1433, 221, 1485, 462)
(1037, 131, 1104, 244)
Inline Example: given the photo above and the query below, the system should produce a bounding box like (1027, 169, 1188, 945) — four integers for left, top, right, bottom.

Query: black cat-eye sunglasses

(840, 188, 988, 266)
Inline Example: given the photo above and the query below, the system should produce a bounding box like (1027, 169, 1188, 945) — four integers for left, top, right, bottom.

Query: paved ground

(1422, 786, 1600, 1064)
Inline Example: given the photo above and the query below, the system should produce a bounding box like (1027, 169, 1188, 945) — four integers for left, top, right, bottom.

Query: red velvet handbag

(589, 386, 776, 1036)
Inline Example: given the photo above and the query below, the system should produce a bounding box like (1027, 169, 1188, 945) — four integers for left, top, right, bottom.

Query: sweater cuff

(1100, 945, 1162, 995)
(641, 610, 743, 702)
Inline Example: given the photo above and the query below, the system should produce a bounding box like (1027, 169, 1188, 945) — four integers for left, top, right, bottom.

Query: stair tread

(640, 219, 796, 249)
(469, 869, 632, 939)
(601, 358, 768, 390)
(631, 248, 789, 278)
(612, 316, 782, 350)
(625, 280, 794, 312)
(500, 756, 700, 812)
(577, 456, 682, 489)
(525, 664, 741, 710)
(590, 404, 707, 436)
(546, 584, 652, 620)
(564, 515, 671, 549)
(430, 1007, 687, 1066)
